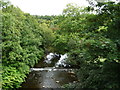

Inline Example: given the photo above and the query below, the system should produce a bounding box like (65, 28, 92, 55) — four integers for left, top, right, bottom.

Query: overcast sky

(9, 0, 90, 15)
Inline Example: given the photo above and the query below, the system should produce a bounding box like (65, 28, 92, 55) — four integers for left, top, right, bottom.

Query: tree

(2, 1, 44, 89)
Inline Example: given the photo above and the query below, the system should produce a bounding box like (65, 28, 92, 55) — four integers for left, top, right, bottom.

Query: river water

(19, 53, 78, 89)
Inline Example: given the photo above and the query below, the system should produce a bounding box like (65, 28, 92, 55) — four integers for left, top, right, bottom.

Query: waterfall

(44, 53, 69, 68)
(55, 54, 68, 67)
(44, 53, 55, 64)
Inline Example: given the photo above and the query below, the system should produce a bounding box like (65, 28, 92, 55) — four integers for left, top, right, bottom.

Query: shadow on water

(19, 69, 78, 89)
(18, 53, 78, 89)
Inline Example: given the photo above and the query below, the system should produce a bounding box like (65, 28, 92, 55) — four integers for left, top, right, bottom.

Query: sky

(9, 0, 90, 15)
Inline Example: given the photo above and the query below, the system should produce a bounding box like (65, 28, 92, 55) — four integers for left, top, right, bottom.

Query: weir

(19, 53, 78, 89)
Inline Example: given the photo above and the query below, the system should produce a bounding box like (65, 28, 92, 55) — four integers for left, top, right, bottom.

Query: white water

(55, 54, 68, 67)
(44, 53, 59, 64)
(44, 53, 54, 63)
(26, 53, 77, 89)
(31, 68, 74, 71)
(44, 53, 68, 67)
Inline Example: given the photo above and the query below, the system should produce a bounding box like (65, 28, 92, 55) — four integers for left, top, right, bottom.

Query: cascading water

(44, 53, 55, 64)
(19, 53, 78, 89)
(44, 53, 70, 68)
(55, 54, 70, 68)
(44, 53, 59, 64)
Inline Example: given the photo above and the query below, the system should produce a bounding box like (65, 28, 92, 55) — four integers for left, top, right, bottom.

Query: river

(18, 53, 78, 89)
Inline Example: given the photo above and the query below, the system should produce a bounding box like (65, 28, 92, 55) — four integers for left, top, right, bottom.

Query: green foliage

(2, 0, 120, 89)
(54, 1, 120, 89)
(53, 34, 68, 54)
(40, 23, 56, 48)
(2, 1, 44, 89)
(2, 64, 29, 89)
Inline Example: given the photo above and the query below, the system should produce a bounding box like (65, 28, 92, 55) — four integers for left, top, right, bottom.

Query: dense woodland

(1, 0, 120, 89)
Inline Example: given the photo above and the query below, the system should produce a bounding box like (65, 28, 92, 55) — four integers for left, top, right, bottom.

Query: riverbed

(18, 53, 78, 89)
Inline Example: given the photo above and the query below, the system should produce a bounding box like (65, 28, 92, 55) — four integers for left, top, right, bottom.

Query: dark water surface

(19, 53, 78, 89)
(20, 68, 77, 88)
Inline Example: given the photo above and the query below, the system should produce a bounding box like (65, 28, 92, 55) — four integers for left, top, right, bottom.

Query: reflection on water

(19, 53, 78, 89)
(20, 68, 78, 88)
